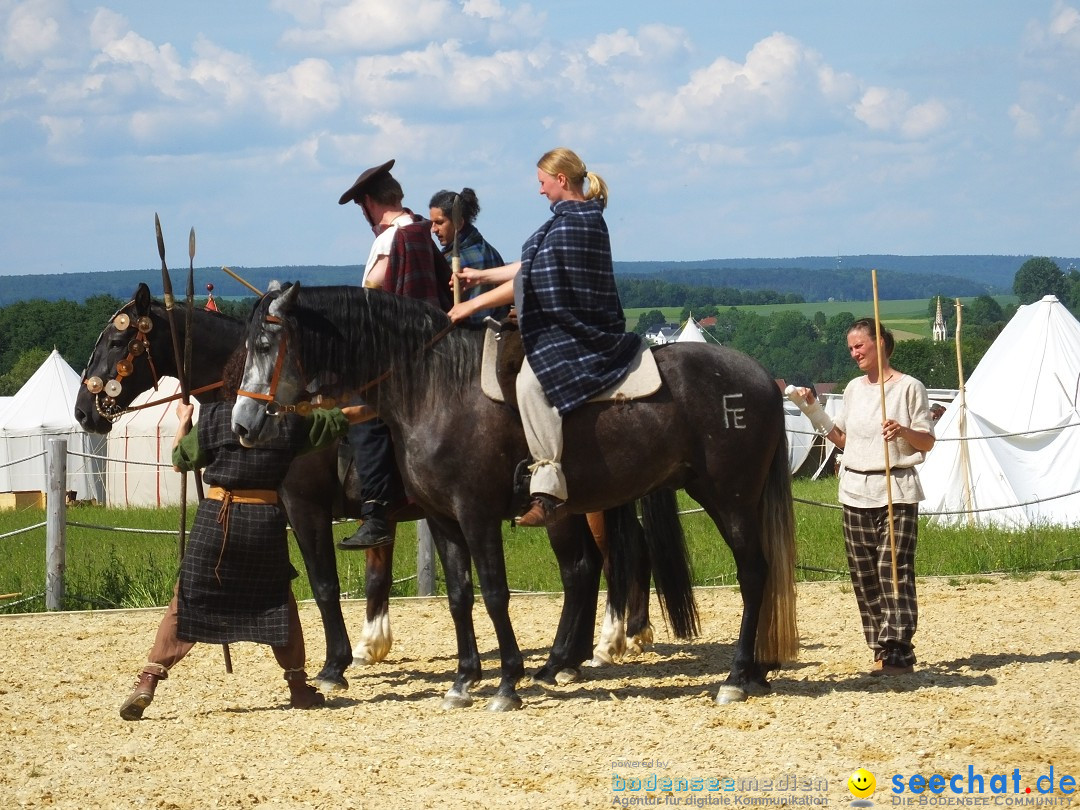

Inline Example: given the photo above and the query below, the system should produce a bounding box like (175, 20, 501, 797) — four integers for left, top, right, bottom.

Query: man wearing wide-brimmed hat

(337, 159, 453, 549)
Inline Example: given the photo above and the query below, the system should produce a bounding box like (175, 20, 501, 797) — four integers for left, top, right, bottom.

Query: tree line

(1, 257, 1075, 396)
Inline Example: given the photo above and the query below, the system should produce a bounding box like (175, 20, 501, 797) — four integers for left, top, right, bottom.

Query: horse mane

(276, 285, 483, 416)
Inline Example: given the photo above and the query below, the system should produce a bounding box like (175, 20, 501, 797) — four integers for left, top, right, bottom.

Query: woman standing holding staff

(789, 319, 935, 675)
(448, 148, 641, 527)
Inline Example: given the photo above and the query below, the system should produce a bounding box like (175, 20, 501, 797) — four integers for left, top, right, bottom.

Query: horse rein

(239, 312, 457, 417)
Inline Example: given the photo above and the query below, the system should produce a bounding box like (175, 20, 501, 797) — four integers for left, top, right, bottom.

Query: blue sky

(2, 0, 1080, 277)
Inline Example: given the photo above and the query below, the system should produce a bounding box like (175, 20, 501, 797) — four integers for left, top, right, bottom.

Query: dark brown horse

(74, 283, 653, 690)
(231, 283, 799, 709)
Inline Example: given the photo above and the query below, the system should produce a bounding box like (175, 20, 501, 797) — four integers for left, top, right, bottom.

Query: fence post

(416, 519, 435, 596)
(46, 438, 68, 611)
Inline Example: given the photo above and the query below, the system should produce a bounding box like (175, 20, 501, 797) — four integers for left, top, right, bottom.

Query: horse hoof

(585, 651, 614, 668)
(554, 668, 580, 685)
(440, 688, 473, 710)
(312, 674, 348, 693)
(487, 694, 523, 712)
(715, 685, 748, 705)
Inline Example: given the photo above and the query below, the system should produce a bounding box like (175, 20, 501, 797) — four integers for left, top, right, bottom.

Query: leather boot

(337, 504, 394, 549)
(515, 494, 565, 528)
(120, 668, 165, 721)
(285, 671, 325, 709)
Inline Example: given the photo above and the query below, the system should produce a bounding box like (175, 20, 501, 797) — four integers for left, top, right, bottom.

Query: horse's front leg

(460, 517, 525, 711)
(351, 542, 394, 665)
(425, 516, 482, 709)
(284, 503, 352, 692)
(535, 515, 602, 683)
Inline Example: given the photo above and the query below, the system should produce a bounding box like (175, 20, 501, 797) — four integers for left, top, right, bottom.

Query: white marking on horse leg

(351, 613, 393, 664)
(626, 623, 654, 657)
(586, 600, 626, 667)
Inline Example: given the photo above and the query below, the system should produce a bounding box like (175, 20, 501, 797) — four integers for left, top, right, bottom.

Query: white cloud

(280, 0, 456, 52)
(262, 58, 341, 124)
(3, 0, 62, 67)
(635, 33, 861, 137)
(347, 39, 543, 108)
(1009, 102, 1042, 139)
(462, 0, 506, 20)
(588, 29, 642, 65)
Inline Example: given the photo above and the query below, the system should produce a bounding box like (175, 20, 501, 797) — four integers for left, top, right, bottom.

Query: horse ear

(134, 283, 151, 314)
(268, 282, 300, 320)
(268, 280, 282, 292)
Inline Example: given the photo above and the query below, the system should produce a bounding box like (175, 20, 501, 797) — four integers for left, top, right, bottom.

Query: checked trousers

(842, 502, 919, 667)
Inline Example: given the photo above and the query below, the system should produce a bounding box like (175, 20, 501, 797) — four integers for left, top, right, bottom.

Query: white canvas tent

(675, 316, 707, 343)
(920, 295, 1080, 528)
(785, 393, 843, 476)
(0, 349, 105, 501)
(106, 377, 200, 508)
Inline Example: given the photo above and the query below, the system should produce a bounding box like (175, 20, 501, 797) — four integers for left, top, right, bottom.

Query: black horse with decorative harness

(74, 282, 657, 691)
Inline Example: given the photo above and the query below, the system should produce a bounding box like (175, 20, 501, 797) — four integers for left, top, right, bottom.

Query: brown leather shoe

(515, 495, 565, 528)
(120, 669, 163, 721)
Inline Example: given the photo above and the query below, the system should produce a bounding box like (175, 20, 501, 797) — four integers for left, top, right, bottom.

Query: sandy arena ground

(2, 574, 1078, 809)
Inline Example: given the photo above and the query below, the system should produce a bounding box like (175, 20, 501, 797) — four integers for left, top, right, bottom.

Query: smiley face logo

(848, 768, 876, 799)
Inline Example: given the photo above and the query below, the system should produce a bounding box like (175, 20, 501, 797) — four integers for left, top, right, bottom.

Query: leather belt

(206, 486, 278, 504)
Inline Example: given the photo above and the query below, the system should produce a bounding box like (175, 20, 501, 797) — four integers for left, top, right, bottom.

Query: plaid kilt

(175, 403, 301, 646)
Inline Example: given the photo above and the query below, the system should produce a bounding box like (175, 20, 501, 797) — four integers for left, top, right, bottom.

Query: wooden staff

(221, 266, 263, 296)
(451, 194, 463, 305)
(871, 269, 900, 600)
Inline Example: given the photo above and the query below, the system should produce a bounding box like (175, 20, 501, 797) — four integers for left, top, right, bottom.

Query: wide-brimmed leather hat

(338, 159, 395, 205)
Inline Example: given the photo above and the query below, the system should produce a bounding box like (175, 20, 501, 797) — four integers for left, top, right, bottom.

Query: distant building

(932, 296, 948, 342)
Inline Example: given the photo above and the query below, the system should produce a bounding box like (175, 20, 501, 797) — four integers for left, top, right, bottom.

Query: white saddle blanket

(480, 326, 662, 404)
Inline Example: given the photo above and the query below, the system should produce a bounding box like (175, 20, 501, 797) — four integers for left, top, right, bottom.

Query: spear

(156, 215, 189, 563)
(185, 228, 204, 502)
(158, 215, 233, 674)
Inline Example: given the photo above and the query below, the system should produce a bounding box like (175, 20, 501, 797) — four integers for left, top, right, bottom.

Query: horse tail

(640, 488, 699, 640)
(601, 502, 639, 619)
(755, 427, 800, 666)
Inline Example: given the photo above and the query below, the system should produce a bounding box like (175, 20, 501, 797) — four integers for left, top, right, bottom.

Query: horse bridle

(238, 312, 457, 418)
(83, 308, 160, 422)
(83, 304, 224, 422)
(236, 314, 338, 417)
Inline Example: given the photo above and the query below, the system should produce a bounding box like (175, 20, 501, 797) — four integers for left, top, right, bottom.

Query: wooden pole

(954, 299, 975, 527)
(871, 270, 900, 600)
(45, 439, 67, 611)
(221, 266, 263, 296)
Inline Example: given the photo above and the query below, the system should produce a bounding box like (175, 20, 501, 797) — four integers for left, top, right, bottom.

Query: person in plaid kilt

(791, 319, 935, 676)
(336, 159, 453, 549)
(446, 147, 642, 527)
(119, 353, 373, 720)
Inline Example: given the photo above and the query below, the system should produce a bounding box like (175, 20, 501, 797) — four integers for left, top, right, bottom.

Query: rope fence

(2, 429, 1079, 615)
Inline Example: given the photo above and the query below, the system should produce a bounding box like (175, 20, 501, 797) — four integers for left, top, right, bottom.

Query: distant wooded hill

(0, 254, 1070, 305)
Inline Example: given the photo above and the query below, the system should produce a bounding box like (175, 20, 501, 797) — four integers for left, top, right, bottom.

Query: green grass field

(625, 296, 1019, 340)
(2, 477, 1076, 614)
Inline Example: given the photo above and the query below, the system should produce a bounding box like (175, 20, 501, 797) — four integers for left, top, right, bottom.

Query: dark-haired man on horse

(336, 159, 453, 548)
